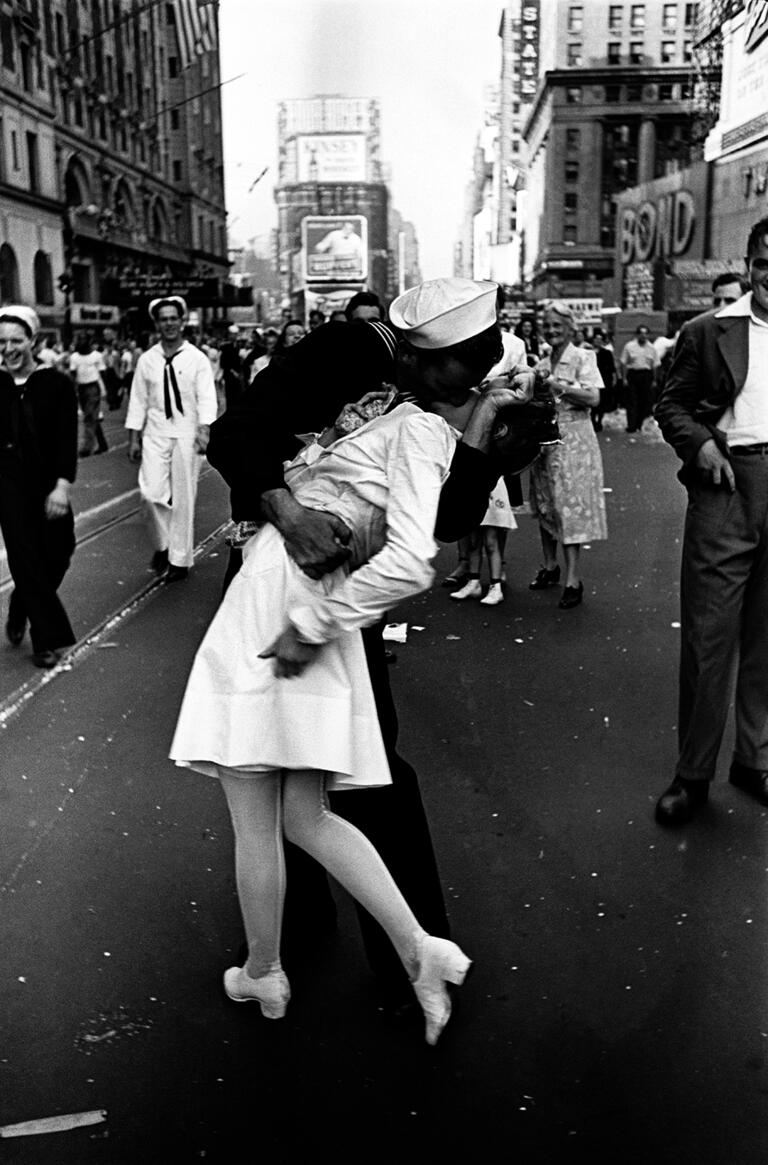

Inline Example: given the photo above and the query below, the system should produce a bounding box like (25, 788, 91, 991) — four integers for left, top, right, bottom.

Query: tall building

(274, 96, 391, 318)
(454, 2, 541, 287)
(521, 0, 700, 304)
(0, 0, 229, 337)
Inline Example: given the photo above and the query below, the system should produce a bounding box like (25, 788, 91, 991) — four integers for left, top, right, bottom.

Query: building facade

(0, 0, 229, 338)
(275, 96, 394, 318)
(521, 0, 701, 305)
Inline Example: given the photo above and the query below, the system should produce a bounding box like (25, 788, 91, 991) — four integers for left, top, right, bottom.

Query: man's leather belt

(731, 443, 768, 454)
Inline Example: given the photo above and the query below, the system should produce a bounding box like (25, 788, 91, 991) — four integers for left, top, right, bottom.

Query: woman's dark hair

(75, 334, 93, 355)
(403, 323, 503, 383)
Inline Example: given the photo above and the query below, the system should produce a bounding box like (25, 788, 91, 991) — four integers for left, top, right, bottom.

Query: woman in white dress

(170, 279, 515, 1045)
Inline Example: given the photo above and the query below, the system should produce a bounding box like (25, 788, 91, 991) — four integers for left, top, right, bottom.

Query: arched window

(64, 156, 91, 208)
(113, 179, 135, 229)
(0, 244, 20, 304)
(33, 251, 54, 305)
(151, 198, 169, 242)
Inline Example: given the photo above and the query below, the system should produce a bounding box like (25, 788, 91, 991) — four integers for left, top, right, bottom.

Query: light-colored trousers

(138, 432, 201, 568)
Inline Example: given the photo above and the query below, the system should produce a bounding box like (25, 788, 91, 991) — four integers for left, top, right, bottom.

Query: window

(662, 2, 677, 30)
(74, 96, 84, 128)
(661, 40, 676, 62)
(605, 84, 622, 102)
(607, 42, 621, 64)
(659, 83, 675, 100)
(26, 132, 38, 192)
(1, 18, 14, 70)
(10, 130, 19, 170)
(630, 4, 645, 29)
(683, 40, 693, 62)
(564, 223, 577, 243)
(609, 5, 623, 31)
(168, 55, 178, 78)
(33, 251, 53, 305)
(170, 109, 180, 130)
(568, 5, 583, 32)
(684, 2, 698, 25)
(172, 159, 182, 182)
(0, 244, 20, 302)
(567, 43, 582, 66)
(564, 191, 578, 211)
(566, 86, 582, 103)
(565, 160, 580, 182)
(20, 43, 31, 90)
(629, 41, 644, 63)
(566, 127, 581, 151)
(626, 84, 643, 101)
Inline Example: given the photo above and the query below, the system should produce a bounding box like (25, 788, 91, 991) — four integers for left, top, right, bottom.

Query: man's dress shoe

(729, 762, 768, 806)
(655, 777, 709, 826)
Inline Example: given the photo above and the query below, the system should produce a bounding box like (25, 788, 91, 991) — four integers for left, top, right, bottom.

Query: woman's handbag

(491, 391, 561, 475)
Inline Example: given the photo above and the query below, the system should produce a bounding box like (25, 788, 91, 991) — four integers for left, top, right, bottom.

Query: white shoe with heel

(411, 935, 472, 1046)
(223, 965, 291, 1019)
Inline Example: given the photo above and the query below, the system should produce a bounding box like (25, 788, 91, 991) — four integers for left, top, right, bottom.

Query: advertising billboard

(296, 134, 367, 183)
(302, 216, 368, 283)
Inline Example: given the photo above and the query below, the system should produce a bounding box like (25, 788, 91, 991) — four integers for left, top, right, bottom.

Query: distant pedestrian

(69, 334, 108, 456)
(345, 291, 384, 322)
(619, 325, 660, 433)
(711, 271, 750, 310)
(308, 309, 326, 331)
(0, 306, 78, 668)
(591, 329, 618, 431)
(125, 297, 218, 582)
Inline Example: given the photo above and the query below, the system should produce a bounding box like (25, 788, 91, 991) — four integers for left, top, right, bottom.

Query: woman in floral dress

(528, 302, 607, 609)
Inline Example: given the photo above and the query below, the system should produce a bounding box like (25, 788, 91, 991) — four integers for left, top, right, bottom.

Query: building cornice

(0, 182, 62, 217)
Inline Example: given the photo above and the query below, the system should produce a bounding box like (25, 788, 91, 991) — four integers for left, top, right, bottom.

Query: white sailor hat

(0, 304, 41, 337)
(389, 278, 498, 349)
(148, 295, 188, 321)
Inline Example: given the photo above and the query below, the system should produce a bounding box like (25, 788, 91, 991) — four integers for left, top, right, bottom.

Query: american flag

(171, 0, 218, 71)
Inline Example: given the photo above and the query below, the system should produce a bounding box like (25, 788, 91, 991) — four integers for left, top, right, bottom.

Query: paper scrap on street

(0, 1110, 107, 1138)
(383, 623, 408, 643)
(445, 634, 462, 641)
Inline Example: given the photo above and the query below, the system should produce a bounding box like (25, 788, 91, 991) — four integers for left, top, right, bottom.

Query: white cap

(389, 278, 498, 349)
(148, 296, 187, 321)
(0, 304, 40, 338)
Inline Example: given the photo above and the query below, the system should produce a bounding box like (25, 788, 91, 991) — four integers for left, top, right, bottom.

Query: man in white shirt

(654, 215, 768, 824)
(125, 296, 218, 582)
(619, 325, 661, 432)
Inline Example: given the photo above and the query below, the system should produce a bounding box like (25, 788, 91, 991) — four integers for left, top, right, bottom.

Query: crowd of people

(3, 215, 768, 1047)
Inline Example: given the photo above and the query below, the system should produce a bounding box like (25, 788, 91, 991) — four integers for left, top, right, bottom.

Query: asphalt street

(2, 421, 768, 1165)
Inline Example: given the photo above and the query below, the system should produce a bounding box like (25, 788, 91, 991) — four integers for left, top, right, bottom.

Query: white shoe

(411, 936, 473, 1046)
(223, 965, 290, 1019)
(480, 583, 504, 606)
(449, 579, 482, 601)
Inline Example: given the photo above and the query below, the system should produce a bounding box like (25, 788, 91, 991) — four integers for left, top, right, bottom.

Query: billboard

(302, 216, 368, 283)
(296, 134, 366, 183)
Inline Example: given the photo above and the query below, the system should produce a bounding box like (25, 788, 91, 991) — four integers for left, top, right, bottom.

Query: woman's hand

(258, 624, 321, 678)
(320, 387, 396, 445)
(44, 480, 70, 519)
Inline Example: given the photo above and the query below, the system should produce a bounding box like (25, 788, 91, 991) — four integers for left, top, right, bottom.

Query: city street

(2, 427, 768, 1165)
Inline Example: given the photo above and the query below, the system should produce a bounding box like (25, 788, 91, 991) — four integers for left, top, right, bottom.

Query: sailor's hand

(261, 491, 351, 579)
(258, 625, 320, 678)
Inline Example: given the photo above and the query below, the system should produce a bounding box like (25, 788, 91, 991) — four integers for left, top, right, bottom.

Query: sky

(219, 0, 505, 279)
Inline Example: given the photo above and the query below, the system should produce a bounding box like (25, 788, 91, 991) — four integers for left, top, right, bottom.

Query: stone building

(0, 0, 228, 337)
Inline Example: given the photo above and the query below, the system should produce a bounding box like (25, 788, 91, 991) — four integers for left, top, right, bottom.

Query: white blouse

(276, 402, 457, 644)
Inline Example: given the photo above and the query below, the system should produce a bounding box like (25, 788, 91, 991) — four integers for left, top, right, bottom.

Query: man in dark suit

(654, 216, 768, 825)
